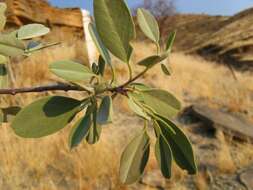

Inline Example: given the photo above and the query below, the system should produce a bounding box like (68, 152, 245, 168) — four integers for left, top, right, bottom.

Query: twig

(0, 83, 88, 95)
(115, 67, 149, 90)
(0, 66, 151, 96)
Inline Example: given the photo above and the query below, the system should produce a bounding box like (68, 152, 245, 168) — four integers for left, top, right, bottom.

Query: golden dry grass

(0, 40, 252, 189)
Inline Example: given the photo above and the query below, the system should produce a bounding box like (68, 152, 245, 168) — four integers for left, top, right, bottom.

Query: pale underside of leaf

(17, 24, 50, 40)
(132, 89, 181, 119)
(50, 60, 95, 82)
(88, 23, 111, 66)
(137, 8, 160, 44)
(120, 130, 150, 184)
(0, 31, 25, 57)
(128, 95, 150, 120)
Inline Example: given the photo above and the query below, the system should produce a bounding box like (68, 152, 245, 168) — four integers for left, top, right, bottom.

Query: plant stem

(117, 67, 149, 89)
(156, 43, 160, 55)
(126, 61, 133, 80)
(0, 83, 88, 95)
(0, 67, 150, 96)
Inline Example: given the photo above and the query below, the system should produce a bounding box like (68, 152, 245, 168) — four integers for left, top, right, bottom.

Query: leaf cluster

(0, 1, 197, 184)
(0, 3, 53, 89)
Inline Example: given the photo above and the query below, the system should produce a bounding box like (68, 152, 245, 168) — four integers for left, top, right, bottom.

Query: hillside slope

(163, 8, 253, 70)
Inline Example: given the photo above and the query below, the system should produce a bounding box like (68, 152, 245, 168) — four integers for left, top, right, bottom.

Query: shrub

(0, 0, 197, 184)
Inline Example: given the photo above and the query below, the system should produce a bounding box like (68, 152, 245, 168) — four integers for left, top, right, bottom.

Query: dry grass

(0, 40, 252, 189)
(194, 172, 209, 190)
(215, 130, 236, 174)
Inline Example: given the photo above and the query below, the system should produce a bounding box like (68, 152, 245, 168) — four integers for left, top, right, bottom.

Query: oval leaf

(86, 103, 102, 144)
(130, 83, 152, 91)
(50, 60, 95, 82)
(166, 31, 176, 52)
(88, 23, 111, 66)
(17, 24, 50, 40)
(96, 96, 113, 125)
(69, 113, 91, 149)
(86, 119, 102, 144)
(128, 96, 150, 120)
(11, 96, 81, 138)
(0, 106, 21, 123)
(161, 64, 171, 76)
(137, 8, 160, 44)
(138, 54, 167, 68)
(157, 116, 197, 174)
(120, 130, 150, 184)
(135, 89, 181, 119)
(0, 31, 25, 57)
(155, 133, 173, 178)
(98, 56, 106, 76)
(94, 0, 135, 62)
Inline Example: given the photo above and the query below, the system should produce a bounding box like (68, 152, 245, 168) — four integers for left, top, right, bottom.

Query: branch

(111, 68, 149, 91)
(0, 83, 88, 95)
(0, 68, 151, 96)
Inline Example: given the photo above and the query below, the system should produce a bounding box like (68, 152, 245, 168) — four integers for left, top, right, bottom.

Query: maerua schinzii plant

(0, 0, 197, 184)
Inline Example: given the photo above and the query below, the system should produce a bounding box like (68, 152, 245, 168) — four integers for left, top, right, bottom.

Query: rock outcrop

(1, 0, 83, 27)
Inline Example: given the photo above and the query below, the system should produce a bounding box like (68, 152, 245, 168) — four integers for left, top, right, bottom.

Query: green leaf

(134, 89, 181, 119)
(0, 31, 25, 57)
(89, 23, 115, 82)
(50, 60, 95, 82)
(69, 99, 91, 148)
(69, 113, 91, 149)
(98, 56, 106, 76)
(130, 83, 152, 91)
(11, 96, 81, 138)
(166, 31, 176, 52)
(86, 102, 102, 144)
(138, 54, 167, 68)
(156, 116, 197, 174)
(0, 106, 21, 123)
(0, 63, 7, 88)
(161, 64, 171, 76)
(17, 24, 50, 40)
(128, 96, 150, 120)
(155, 133, 173, 178)
(0, 3, 7, 31)
(94, 0, 135, 62)
(88, 23, 111, 66)
(92, 62, 99, 75)
(97, 96, 113, 125)
(120, 130, 150, 184)
(137, 8, 160, 44)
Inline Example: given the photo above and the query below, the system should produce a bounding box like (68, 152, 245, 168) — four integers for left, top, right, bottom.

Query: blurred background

(0, 0, 253, 189)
